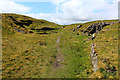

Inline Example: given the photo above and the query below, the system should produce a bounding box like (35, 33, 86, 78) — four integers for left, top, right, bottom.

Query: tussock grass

(2, 13, 118, 78)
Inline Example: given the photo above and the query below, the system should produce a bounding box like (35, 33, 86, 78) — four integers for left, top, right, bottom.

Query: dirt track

(53, 37, 63, 69)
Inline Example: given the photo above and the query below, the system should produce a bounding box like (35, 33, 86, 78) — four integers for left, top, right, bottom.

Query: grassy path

(53, 37, 62, 68)
(46, 29, 92, 78)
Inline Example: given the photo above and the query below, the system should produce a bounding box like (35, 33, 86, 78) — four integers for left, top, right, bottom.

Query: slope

(2, 13, 119, 78)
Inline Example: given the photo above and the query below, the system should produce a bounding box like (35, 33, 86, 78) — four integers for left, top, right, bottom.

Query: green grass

(2, 13, 119, 78)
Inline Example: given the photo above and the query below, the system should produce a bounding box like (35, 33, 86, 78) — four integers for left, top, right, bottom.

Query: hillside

(2, 13, 119, 78)
(2, 13, 60, 34)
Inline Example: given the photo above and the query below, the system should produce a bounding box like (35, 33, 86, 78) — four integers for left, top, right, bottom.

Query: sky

(0, 0, 119, 25)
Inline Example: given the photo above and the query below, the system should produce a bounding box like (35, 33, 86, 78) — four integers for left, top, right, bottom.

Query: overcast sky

(0, 0, 119, 25)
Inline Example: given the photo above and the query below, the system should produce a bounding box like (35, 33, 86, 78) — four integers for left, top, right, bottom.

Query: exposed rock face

(76, 25, 82, 31)
(73, 25, 82, 32)
(9, 16, 33, 28)
(91, 43, 98, 72)
(83, 22, 110, 35)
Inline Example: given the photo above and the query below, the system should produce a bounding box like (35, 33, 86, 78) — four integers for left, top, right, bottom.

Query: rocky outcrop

(91, 43, 98, 72)
(83, 22, 110, 35)
(85, 33, 95, 41)
(73, 25, 82, 32)
(83, 21, 119, 36)
(76, 25, 82, 31)
(9, 16, 33, 28)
